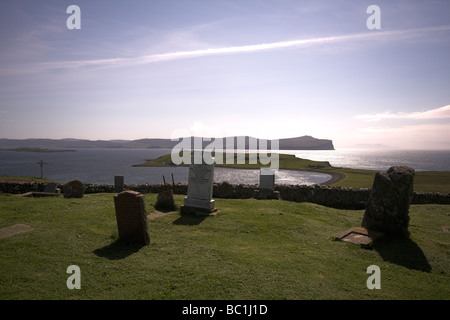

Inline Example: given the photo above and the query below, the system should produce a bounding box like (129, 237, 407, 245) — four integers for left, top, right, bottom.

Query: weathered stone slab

(335, 227, 384, 247)
(156, 189, 176, 211)
(114, 175, 124, 193)
(113, 191, 149, 245)
(255, 168, 280, 200)
(18, 182, 61, 197)
(63, 180, 85, 198)
(44, 182, 57, 193)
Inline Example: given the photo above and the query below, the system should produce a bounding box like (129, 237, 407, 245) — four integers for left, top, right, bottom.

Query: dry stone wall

(1, 181, 449, 209)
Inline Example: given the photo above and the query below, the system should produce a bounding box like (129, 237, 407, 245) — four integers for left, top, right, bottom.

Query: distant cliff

(0, 135, 334, 150)
(278, 136, 334, 150)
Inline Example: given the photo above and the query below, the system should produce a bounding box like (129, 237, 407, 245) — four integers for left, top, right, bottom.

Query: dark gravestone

(43, 182, 57, 193)
(63, 180, 85, 198)
(156, 189, 176, 211)
(114, 175, 124, 193)
(155, 174, 176, 211)
(19, 182, 61, 197)
(113, 191, 149, 245)
(362, 166, 415, 238)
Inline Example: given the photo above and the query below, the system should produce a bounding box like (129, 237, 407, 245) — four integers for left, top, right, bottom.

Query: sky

(0, 0, 449, 149)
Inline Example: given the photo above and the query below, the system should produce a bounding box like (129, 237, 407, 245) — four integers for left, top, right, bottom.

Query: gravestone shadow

(172, 214, 206, 226)
(373, 237, 431, 272)
(93, 240, 147, 260)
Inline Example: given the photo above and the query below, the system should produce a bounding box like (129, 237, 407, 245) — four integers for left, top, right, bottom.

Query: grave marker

(113, 191, 149, 245)
(255, 168, 280, 200)
(63, 180, 85, 198)
(114, 175, 124, 193)
(155, 174, 176, 211)
(181, 157, 217, 216)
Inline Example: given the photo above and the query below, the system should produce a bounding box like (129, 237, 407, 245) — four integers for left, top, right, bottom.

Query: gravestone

(43, 182, 58, 193)
(155, 175, 176, 211)
(113, 191, 149, 245)
(156, 189, 176, 211)
(255, 168, 280, 200)
(362, 166, 415, 238)
(63, 180, 85, 198)
(181, 160, 217, 216)
(114, 175, 124, 193)
(20, 182, 61, 197)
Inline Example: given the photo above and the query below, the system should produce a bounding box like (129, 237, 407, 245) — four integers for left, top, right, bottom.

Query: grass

(0, 193, 449, 300)
(135, 153, 450, 194)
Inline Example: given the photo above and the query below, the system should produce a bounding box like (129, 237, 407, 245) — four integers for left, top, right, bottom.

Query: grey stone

(156, 189, 176, 211)
(259, 168, 275, 191)
(114, 175, 124, 193)
(43, 182, 57, 193)
(255, 168, 280, 200)
(63, 180, 86, 198)
(362, 166, 415, 238)
(335, 227, 384, 247)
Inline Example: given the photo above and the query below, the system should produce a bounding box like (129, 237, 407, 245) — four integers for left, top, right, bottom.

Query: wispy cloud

(355, 105, 450, 122)
(354, 122, 450, 149)
(42, 25, 450, 70)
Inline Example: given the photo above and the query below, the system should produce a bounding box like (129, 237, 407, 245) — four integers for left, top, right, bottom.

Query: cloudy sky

(0, 0, 449, 149)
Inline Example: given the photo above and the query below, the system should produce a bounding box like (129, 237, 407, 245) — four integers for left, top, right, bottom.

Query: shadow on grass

(374, 237, 431, 273)
(172, 214, 206, 226)
(93, 240, 147, 260)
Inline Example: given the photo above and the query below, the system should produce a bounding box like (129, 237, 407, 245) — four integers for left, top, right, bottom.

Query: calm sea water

(285, 149, 450, 172)
(0, 148, 448, 185)
(0, 148, 331, 185)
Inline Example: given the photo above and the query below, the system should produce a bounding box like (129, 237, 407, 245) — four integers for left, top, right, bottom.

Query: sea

(0, 148, 449, 185)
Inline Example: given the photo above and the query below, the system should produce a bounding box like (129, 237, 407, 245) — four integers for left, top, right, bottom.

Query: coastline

(319, 171, 344, 186)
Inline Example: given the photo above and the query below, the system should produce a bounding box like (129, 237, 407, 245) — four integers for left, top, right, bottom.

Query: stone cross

(37, 160, 47, 179)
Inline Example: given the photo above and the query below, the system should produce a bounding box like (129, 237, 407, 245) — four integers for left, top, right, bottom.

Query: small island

(134, 152, 345, 186)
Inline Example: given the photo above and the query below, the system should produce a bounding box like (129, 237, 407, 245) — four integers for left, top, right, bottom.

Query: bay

(1, 148, 448, 185)
(0, 148, 331, 185)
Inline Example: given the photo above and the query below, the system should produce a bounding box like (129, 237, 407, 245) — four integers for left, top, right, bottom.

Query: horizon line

(0, 135, 326, 141)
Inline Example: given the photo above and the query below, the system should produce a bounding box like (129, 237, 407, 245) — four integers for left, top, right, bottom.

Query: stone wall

(1, 181, 449, 209)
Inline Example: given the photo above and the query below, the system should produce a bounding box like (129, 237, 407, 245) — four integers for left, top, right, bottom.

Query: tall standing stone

(362, 166, 415, 238)
(181, 159, 217, 216)
(113, 191, 149, 245)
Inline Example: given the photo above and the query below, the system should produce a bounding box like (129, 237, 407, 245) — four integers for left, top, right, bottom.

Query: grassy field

(136, 153, 450, 194)
(0, 193, 449, 300)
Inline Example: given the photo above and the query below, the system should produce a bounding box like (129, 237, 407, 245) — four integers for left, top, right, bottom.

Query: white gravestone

(259, 168, 275, 191)
(255, 168, 280, 200)
(181, 161, 217, 216)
